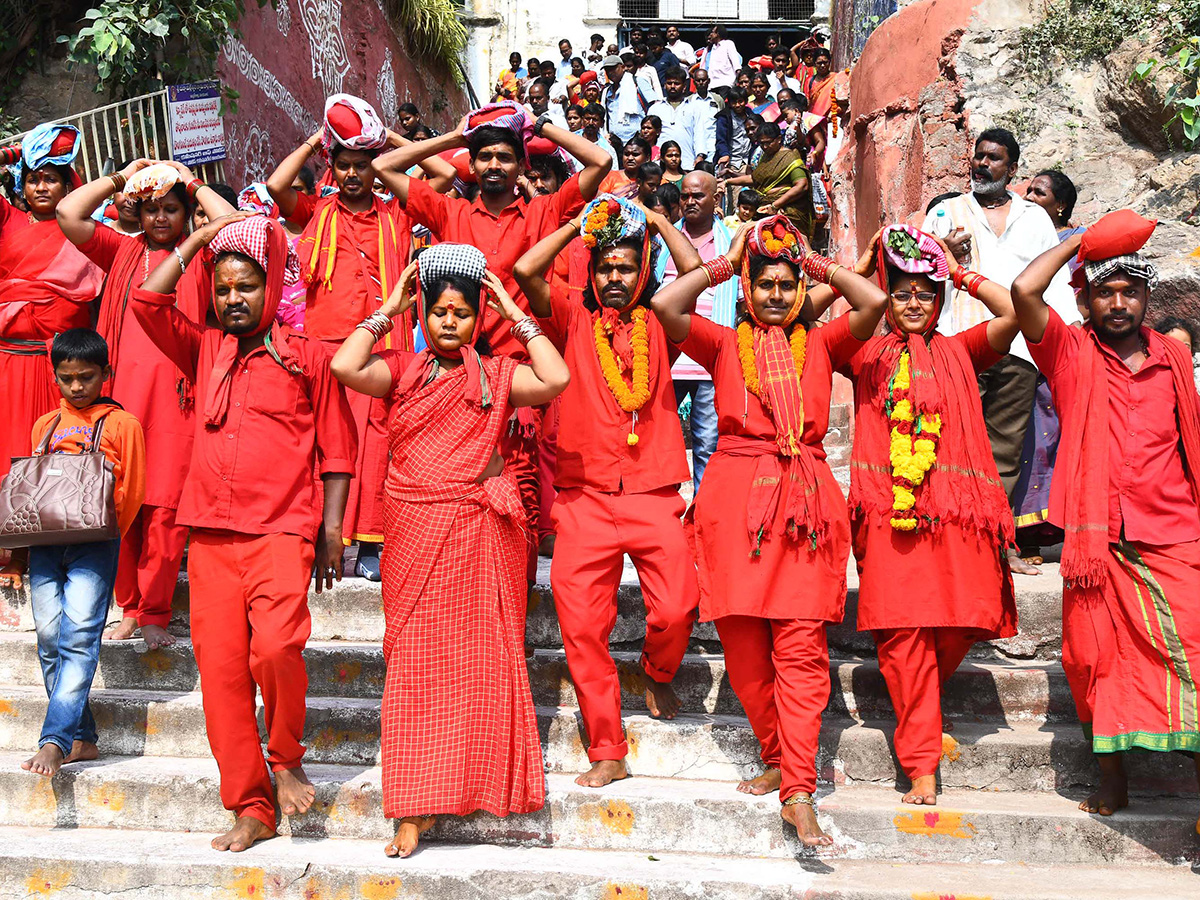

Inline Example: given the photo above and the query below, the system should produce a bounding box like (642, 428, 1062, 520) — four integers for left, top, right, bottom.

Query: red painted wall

(218, 0, 466, 188)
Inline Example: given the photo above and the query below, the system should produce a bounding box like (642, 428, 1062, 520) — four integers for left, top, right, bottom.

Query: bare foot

(781, 798, 833, 847)
(644, 678, 681, 719)
(104, 617, 139, 641)
(21, 744, 64, 777)
(738, 767, 781, 795)
(902, 774, 938, 805)
(385, 815, 436, 858)
(575, 758, 628, 788)
(1006, 549, 1041, 576)
(0, 560, 23, 590)
(274, 766, 316, 817)
(63, 740, 99, 765)
(1080, 773, 1129, 815)
(942, 718, 955, 733)
(211, 815, 275, 852)
(140, 623, 176, 650)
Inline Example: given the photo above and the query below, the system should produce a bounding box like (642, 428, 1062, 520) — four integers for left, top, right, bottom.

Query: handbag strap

(85, 410, 112, 452)
(33, 415, 62, 456)
(33, 409, 113, 456)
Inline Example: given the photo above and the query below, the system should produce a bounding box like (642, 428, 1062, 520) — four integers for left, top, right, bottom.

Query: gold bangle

(109, 173, 126, 194)
(826, 263, 842, 284)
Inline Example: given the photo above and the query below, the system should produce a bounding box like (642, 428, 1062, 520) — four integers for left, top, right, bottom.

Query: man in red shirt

(132, 213, 357, 852)
(1012, 210, 1200, 826)
(266, 95, 452, 580)
(371, 107, 612, 570)
(514, 195, 701, 788)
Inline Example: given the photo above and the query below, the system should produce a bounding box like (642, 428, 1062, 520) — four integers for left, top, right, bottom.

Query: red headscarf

(203, 217, 302, 427)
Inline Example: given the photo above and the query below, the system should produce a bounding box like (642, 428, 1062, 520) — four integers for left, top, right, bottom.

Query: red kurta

(0, 199, 100, 480)
(378, 351, 543, 817)
(680, 313, 861, 623)
(290, 192, 412, 544)
(79, 227, 207, 510)
(844, 322, 1016, 634)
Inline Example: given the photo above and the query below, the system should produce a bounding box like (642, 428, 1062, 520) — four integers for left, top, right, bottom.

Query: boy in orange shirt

(20, 329, 145, 777)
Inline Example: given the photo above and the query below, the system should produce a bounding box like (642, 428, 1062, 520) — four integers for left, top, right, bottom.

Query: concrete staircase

(0, 557, 1197, 899)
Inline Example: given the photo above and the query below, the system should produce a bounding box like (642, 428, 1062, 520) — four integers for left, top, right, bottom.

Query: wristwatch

(534, 114, 553, 137)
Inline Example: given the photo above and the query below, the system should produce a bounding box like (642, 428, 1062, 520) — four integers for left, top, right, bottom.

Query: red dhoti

(550, 485, 700, 761)
(499, 406, 543, 581)
(113, 504, 189, 627)
(341, 372, 389, 545)
(716, 616, 830, 795)
(537, 397, 561, 541)
(1063, 536, 1200, 753)
(0, 344, 58, 481)
(187, 530, 314, 830)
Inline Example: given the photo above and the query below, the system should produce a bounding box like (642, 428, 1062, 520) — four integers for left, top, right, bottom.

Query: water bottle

(930, 206, 952, 239)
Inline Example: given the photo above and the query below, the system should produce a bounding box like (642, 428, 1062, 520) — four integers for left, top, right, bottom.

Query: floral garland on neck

(594, 306, 651, 415)
(886, 348, 941, 530)
(736, 321, 807, 398)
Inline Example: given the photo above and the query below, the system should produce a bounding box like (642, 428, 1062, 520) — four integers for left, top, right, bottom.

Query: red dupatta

(0, 218, 102, 333)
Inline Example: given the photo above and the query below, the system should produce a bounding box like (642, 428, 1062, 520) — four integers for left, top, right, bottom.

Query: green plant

(383, 0, 467, 84)
(1019, 0, 1158, 79)
(1133, 2, 1200, 146)
(57, 0, 267, 99)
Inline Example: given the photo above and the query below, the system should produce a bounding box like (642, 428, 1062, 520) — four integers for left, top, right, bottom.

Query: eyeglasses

(891, 291, 938, 303)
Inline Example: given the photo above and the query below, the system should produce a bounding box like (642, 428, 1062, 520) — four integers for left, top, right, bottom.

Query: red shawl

(0, 218, 101, 333)
(1058, 328, 1200, 586)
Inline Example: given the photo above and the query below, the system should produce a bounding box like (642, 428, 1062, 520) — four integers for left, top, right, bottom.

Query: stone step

(0, 754, 1195, 866)
(6, 825, 1196, 900)
(0, 558, 1066, 661)
(0, 685, 1193, 792)
(0, 632, 1078, 724)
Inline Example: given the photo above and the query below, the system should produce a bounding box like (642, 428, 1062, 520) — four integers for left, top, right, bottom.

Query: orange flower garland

(736, 322, 807, 398)
(886, 349, 941, 530)
(594, 306, 651, 417)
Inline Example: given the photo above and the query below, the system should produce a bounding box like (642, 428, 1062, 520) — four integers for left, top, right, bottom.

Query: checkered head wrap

(210, 216, 301, 287)
(1081, 254, 1159, 291)
(417, 242, 488, 296)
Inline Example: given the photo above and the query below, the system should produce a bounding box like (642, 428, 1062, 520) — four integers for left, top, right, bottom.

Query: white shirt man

(646, 97, 698, 167)
(921, 190, 1079, 362)
(769, 72, 802, 95)
(666, 28, 696, 67)
(689, 71, 723, 162)
(602, 61, 645, 144)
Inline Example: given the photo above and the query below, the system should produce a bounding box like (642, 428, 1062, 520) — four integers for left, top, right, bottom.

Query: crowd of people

(2, 22, 1199, 863)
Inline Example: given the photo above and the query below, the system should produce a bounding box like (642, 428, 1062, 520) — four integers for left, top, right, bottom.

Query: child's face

(737, 203, 756, 222)
(55, 360, 109, 409)
(783, 108, 799, 123)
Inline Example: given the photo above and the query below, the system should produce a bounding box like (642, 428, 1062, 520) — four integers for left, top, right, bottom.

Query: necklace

(593, 307, 651, 413)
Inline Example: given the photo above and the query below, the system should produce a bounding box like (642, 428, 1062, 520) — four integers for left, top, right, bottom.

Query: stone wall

(218, 0, 467, 188)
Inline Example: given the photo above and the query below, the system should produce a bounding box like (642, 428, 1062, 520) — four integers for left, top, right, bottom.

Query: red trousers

(716, 615, 829, 797)
(342, 385, 388, 544)
(550, 485, 699, 761)
(188, 529, 314, 830)
(500, 408, 543, 581)
(537, 398, 560, 540)
(114, 504, 188, 628)
(873, 627, 977, 779)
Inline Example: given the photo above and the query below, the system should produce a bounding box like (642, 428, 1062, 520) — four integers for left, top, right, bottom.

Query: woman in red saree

(0, 123, 103, 588)
(650, 217, 887, 847)
(55, 158, 235, 648)
(832, 225, 1019, 806)
(331, 243, 569, 859)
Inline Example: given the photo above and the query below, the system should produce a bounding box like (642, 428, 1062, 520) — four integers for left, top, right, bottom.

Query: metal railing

(617, 0, 816, 21)
(0, 89, 225, 184)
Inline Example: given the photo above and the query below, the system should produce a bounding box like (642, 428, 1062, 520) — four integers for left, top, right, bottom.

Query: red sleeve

(955, 321, 1003, 374)
(76, 225, 128, 272)
(1027, 308, 1080, 380)
(814, 312, 864, 371)
(288, 191, 318, 227)
(303, 340, 358, 477)
(537, 285, 576, 351)
(676, 313, 726, 375)
(129, 287, 203, 382)
(546, 172, 586, 227)
(403, 177, 452, 237)
(380, 348, 418, 405)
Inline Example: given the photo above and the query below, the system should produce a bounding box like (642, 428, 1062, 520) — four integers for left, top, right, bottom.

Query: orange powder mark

(894, 809, 978, 839)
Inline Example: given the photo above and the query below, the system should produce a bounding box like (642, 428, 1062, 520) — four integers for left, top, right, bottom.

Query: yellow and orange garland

(594, 307, 651, 444)
(887, 349, 941, 530)
(736, 322, 807, 397)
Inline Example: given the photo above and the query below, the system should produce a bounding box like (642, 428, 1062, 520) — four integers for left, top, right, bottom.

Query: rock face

(832, 0, 1200, 318)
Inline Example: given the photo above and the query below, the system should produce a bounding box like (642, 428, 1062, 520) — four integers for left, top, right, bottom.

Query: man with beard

(665, 24, 696, 68)
(267, 95, 437, 581)
(1012, 209, 1200, 831)
(371, 108, 611, 575)
(514, 195, 702, 788)
(647, 67, 701, 169)
(654, 170, 739, 492)
(922, 128, 1078, 576)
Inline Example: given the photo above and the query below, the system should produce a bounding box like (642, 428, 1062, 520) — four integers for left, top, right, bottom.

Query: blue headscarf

(20, 123, 82, 191)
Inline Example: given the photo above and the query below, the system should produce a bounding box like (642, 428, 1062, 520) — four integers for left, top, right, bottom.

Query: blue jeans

(675, 380, 718, 496)
(28, 539, 120, 755)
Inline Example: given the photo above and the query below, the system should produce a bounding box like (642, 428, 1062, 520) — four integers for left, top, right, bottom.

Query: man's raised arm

(1011, 232, 1081, 345)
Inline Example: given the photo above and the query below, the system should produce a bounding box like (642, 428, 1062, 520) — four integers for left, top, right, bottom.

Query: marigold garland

(736, 321, 807, 398)
(594, 306, 651, 414)
(886, 349, 941, 530)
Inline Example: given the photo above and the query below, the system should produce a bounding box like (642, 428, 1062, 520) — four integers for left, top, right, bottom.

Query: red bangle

(186, 178, 205, 200)
(701, 255, 734, 287)
(802, 250, 837, 284)
(953, 268, 985, 296)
